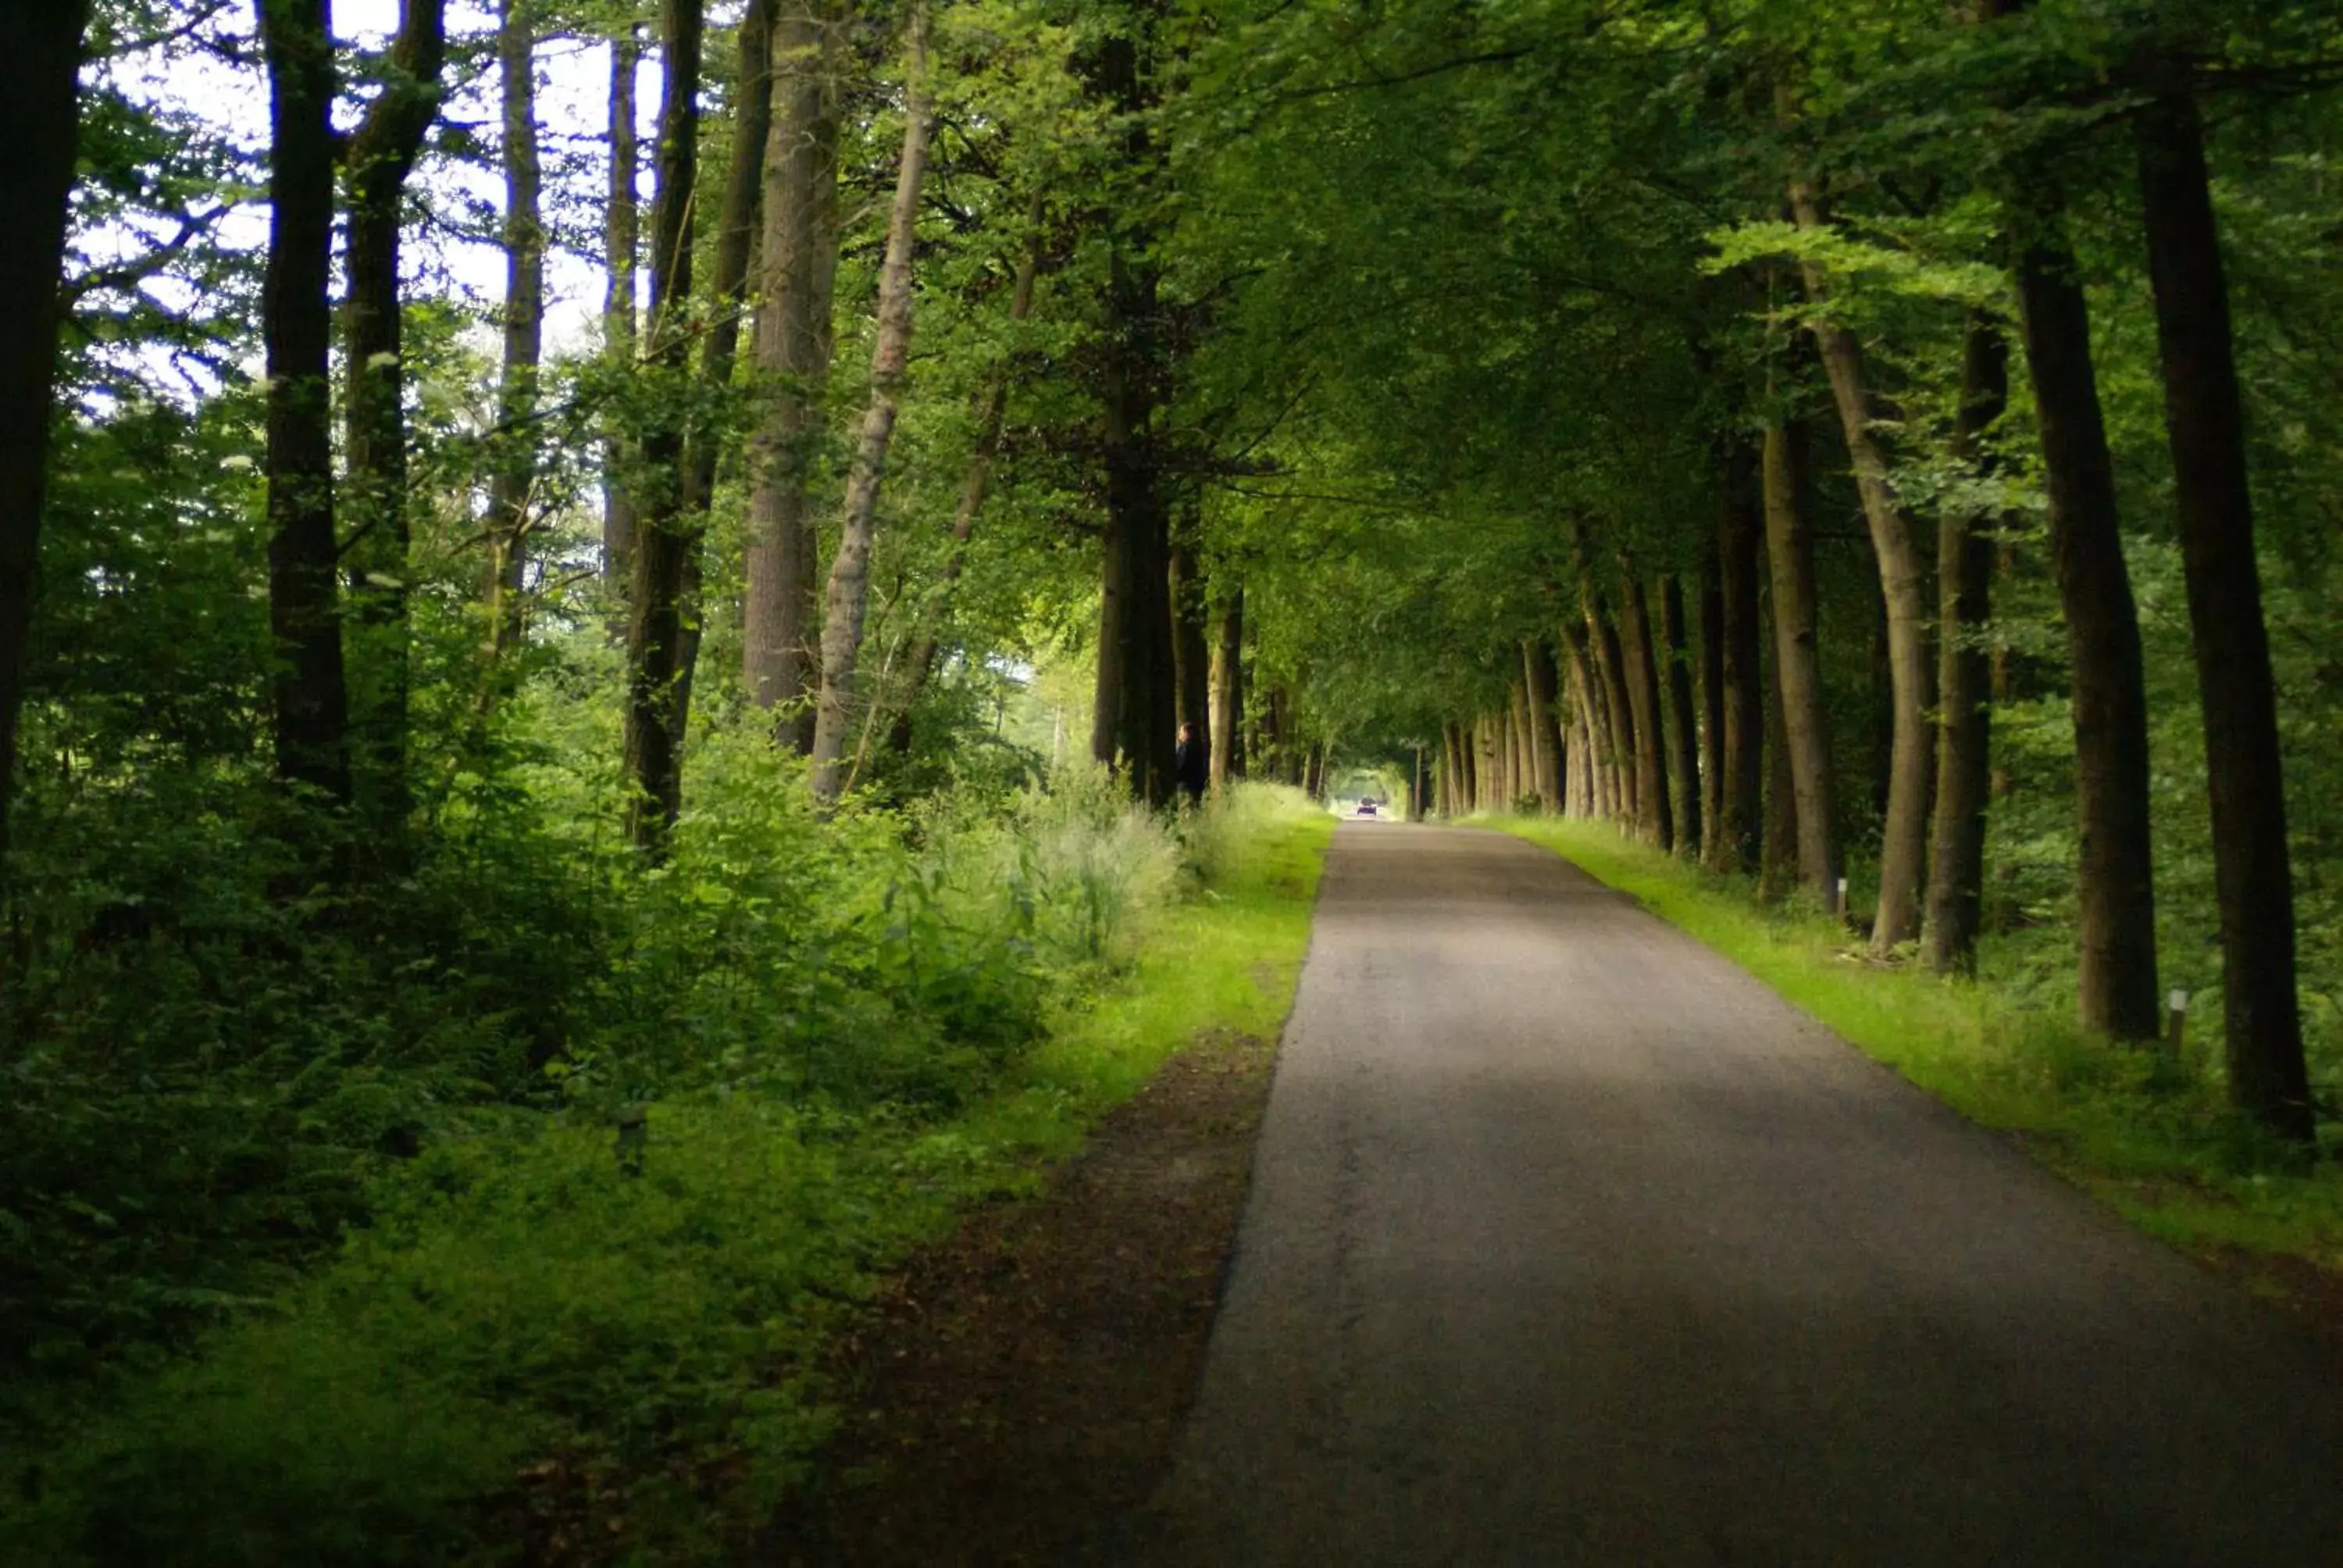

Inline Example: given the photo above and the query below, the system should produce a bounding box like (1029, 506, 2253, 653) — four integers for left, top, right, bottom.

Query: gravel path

(1148, 822, 2343, 1566)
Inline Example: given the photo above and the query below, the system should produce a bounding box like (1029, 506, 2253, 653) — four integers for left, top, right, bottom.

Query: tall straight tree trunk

(1478, 715, 1501, 813)
(809, 4, 931, 807)
(0, 0, 88, 873)
(1715, 438, 1766, 874)
(669, 0, 774, 740)
(256, 0, 351, 807)
(1762, 625, 1799, 900)
(2009, 216, 2163, 1039)
(1789, 184, 1932, 951)
(891, 194, 1047, 748)
(1441, 720, 1464, 817)
(1763, 412, 1837, 905)
(1503, 679, 1528, 809)
(1169, 533, 1211, 752)
(1660, 573, 1701, 856)
(1925, 317, 2004, 976)
(1561, 626, 1616, 821)
(1698, 541, 1725, 860)
(1618, 564, 1672, 849)
(2135, 72, 2313, 1141)
(1524, 639, 1564, 814)
(621, 0, 704, 850)
(683, 0, 771, 522)
(1207, 586, 1242, 793)
(742, 0, 840, 741)
(483, 0, 544, 697)
(602, 22, 640, 593)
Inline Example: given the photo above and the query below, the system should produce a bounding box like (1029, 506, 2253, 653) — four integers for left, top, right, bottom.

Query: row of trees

(3, 1, 2339, 1353)
(1191, 1, 2339, 1146)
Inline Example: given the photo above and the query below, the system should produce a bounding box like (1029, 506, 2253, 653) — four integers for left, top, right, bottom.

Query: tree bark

(1660, 573, 1701, 857)
(602, 22, 640, 593)
(1086, 25, 1177, 804)
(257, 0, 351, 807)
(1698, 540, 1725, 861)
(2135, 71, 2313, 1140)
(1560, 624, 1614, 821)
(1715, 437, 1765, 875)
(0, 0, 88, 872)
(1761, 619, 1799, 901)
(1789, 183, 1931, 951)
(621, 0, 705, 850)
(2009, 215, 2163, 1039)
(1763, 412, 1837, 905)
(742, 0, 841, 743)
(669, 0, 776, 743)
(1924, 317, 2003, 977)
(1618, 564, 1672, 850)
(1207, 586, 1242, 794)
(1441, 719, 1465, 817)
(1170, 532, 1211, 750)
(483, 0, 544, 699)
(809, 3, 931, 807)
(1523, 639, 1564, 814)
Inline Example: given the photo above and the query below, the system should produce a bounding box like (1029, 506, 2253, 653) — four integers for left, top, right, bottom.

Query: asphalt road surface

(1147, 823, 2343, 1566)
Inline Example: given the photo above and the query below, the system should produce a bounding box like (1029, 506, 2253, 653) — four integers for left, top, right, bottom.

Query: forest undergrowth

(0, 758, 1329, 1566)
(1498, 818, 2343, 1287)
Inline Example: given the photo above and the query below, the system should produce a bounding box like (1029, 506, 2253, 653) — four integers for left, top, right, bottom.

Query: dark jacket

(1174, 736, 1208, 800)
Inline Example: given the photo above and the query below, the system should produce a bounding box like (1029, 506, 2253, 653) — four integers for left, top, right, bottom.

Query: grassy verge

(5, 796, 1332, 1567)
(1494, 816, 2343, 1289)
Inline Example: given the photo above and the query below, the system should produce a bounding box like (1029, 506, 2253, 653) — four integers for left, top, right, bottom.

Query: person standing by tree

(1174, 721, 1208, 804)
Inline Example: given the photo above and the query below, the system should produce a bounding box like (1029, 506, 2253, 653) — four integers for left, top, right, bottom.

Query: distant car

(1354, 798, 1378, 818)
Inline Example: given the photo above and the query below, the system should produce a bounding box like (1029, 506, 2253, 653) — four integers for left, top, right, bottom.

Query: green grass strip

(1493, 817, 2343, 1280)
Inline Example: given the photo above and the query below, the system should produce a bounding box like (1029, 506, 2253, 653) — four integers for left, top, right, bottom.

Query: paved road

(1148, 824, 2343, 1565)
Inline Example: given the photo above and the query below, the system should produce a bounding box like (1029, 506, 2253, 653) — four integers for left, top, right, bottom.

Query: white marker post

(1835, 876, 1849, 922)
(2166, 989, 2189, 1057)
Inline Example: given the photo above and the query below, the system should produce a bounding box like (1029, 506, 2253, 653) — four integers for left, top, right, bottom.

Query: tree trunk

(1207, 586, 1242, 794)
(1790, 183, 1931, 951)
(1660, 573, 1701, 857)
(1524, 639, 1564, 814)
(0, 0, 88, 872)
(1441, 720, 1464, 817)
(258, 0, 351, 807)
(2009, 214, 2163, 1039)
(742, 0, 840, 743)
(1560, 625, 1614, 821)
(1715, 437, 1765, 875)
(2135, 73, 2313, 1140)
(809, 4, 931, 807)
(602, 22, 640, 594)
(1698, 540, 1725, 861)
(621, 0, 704, 850)
(483, 0, 544, 700)
(669, 0, 775, 743)
(1761, 622, 1799, 901)
(349, 0, 455, 832)
(890, 194, 1047, 749)
(1763, 412, 1836, 905)
(1618, 564, 1672, 849)
(1924, 317, 2003, 977)
(1170, 533, 1211, 746)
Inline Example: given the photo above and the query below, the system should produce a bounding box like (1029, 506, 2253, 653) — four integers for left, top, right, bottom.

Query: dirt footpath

(769, 1028, 1278, 1566)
